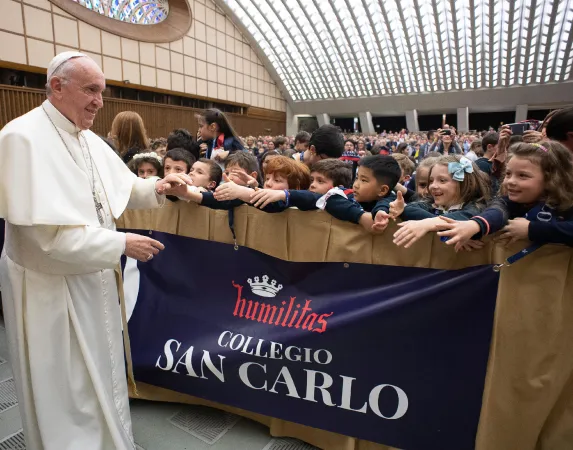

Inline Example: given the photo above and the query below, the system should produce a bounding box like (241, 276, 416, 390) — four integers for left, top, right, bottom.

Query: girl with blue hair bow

(392, 155, 491, 248)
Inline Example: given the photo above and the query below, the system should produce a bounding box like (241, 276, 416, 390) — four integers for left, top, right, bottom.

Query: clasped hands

(155, 173, 194, 197)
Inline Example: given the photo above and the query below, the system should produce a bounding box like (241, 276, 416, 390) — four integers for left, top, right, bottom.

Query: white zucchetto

(47, 51, 87, 79)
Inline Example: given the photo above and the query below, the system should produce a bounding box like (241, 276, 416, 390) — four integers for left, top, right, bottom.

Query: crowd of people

(4, 51, 573, 450)
(105, 106, 573, 251)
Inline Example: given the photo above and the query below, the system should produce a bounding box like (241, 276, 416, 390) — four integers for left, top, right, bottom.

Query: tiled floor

(0, 320, 317, 450)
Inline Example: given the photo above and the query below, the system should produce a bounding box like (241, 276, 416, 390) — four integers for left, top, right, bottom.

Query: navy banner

(124, 231, 499, 450)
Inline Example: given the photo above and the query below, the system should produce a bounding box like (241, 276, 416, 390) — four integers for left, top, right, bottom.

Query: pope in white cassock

(0, 52, 193, 449)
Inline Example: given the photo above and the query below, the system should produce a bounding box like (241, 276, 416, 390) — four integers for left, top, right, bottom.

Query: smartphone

(506, 123, 530, 136)
(441, 129, 452, 136)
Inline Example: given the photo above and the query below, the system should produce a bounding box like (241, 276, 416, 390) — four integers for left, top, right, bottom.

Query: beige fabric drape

(117, 201, 573, 450)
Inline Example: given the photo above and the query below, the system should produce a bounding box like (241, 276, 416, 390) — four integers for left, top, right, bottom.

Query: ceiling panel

(222, 0, 573, 101)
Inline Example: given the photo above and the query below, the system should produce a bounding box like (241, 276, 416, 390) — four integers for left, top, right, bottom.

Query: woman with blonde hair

(109, 111, 150, 163)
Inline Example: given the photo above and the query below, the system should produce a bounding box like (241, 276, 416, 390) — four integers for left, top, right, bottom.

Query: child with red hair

(176, 156, 310, 208)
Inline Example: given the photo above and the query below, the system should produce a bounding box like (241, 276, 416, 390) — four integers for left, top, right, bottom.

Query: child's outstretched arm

(178, 185, 205, 204)
(393, 217, 450, 248)
(250, 189, 321, 212)
(325, 195, 366, 224)
(436, 217, 482, 250)
(324, 195, 382, 234)
(200, 191, 244, 210)
(177, 186, 245, 210)
(214, 175, 255, 202)
(438, 197, 512, 243)
(402, 202, 479, 221)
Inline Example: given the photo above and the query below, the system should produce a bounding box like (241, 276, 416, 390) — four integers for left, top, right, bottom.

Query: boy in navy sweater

(249, 159, 353, 211)
(249, 155, 401, 233)
(322, 155, 401, 232)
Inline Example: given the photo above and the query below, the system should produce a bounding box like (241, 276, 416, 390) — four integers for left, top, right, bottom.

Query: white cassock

(0, 99, 164, 450)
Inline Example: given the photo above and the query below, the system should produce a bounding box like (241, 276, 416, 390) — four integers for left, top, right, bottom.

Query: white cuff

(180, 185, 201, 202)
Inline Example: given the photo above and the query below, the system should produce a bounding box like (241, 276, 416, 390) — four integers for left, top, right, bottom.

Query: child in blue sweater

(322, 155, 402, 232)
(247, 159, 353, 210)
(252, 156, 401, 233)
(392, 155, 491, 248)
(437, 141, 573, 250)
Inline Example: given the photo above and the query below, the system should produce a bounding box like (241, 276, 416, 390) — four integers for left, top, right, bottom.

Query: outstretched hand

(155, 173, 193, 197)
(250, 189, 286, 209)
(372, 211, 390, 233)
(496, 218, 530, 246)
(436, 216, 481, 248)
(389, 191, 405, 220)
(214, 174, 253, 201)
(228, 169, 259, 188)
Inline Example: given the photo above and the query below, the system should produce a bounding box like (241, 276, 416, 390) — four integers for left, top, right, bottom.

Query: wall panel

(0, 85, 286, 137)
(0, 0, 287, 112)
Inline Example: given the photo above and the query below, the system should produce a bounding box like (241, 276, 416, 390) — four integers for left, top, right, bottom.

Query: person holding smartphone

(428, 127, 463, 155)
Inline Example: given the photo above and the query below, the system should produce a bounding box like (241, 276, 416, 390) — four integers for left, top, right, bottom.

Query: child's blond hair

(392, 153, 415, 177)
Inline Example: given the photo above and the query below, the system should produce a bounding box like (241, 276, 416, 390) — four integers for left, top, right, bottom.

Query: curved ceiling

(222, 0, 573, 102)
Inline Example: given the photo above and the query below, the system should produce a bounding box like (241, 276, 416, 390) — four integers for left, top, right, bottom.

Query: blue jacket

(205, 135, 244, 159)
(402, 200, 485, 221)
(471, 197, 573, 246)
(324, 191, 397, 224)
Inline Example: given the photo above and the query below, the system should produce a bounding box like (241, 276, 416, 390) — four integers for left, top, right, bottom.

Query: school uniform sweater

(402, 201, 484, 221)
(324, 191, 397, 224)
(471, 196, 573, 246)
(200, 189, 395, 224)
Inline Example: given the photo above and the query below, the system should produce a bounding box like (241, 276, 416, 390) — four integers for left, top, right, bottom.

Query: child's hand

(156, 173, 193, 196)
(389, 191, 405, 220)
(250, 189, 286, 209)
(498, 218, 530, 245)
(229, 169, 258, 188)
(214, 174, 248, 201)
(437, 217, 481, 247)
(393, 220, 435, 248)
(371, 211, 390, 233)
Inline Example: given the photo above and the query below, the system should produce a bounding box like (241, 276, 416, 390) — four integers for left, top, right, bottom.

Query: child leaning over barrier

(391, 154, 491, 248)
(177, 156, 309, 209)
(209, 155, 401, 234)
(316, 155, 403, 233)
(163, 148, 195, 176)
(163, 148, 196, 202)
(223, 151, 262, 189)
(437, 141, 573, 250)
(244, 155, 401, 234)
(188, 158, 223, 191)
(246, 159, 353, 211)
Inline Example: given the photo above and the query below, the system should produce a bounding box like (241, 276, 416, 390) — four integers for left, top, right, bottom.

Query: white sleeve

(127, 176, 166, 210)
(22, 225, 126, 271)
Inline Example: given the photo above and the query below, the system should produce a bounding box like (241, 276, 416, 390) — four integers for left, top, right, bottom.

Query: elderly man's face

(53, 57, 105, 130)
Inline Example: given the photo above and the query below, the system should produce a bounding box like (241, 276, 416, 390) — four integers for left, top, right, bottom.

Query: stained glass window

(72, 0, 169, 24)
(222, 0, 573, 101)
